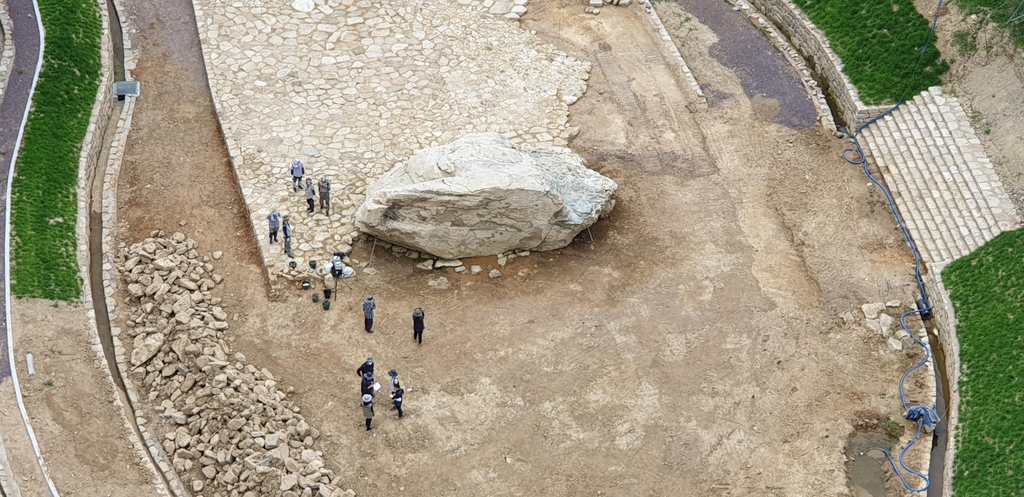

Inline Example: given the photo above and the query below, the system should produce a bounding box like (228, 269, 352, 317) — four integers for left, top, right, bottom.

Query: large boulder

(355, 133, 617, 259)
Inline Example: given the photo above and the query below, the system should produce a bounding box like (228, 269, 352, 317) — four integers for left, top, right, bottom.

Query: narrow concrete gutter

(1, 0, 59, 493)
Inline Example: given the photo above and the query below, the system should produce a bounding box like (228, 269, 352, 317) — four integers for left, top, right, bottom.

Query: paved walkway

(860, 87, 1021, 269)
(0, 0, 42, 382)
(192, 0, 589, 279)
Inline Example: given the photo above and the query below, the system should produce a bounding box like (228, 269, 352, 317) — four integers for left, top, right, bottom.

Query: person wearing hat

(282, 216, 293, 259)
(304, 178, 316, 213)
(363, 296, 376, 333)
(362, 394, 375, 431)
(413, 308, 425, 344)
(357, 357, 375, 378)
(291, 160, 305, 192)
(388, 370, 401, 396)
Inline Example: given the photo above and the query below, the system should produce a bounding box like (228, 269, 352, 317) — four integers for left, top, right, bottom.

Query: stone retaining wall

(72, 0, 177, 494)
(921, 266, 959, 497)
(0, 3, 13, 103)
(637, 0, 705, 105)
(746, 0, 889, 128)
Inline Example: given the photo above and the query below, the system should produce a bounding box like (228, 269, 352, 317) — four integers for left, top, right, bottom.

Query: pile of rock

(116, 231, 354, 497)
(585, 0, 635, 15)
(842, 300, 920, 352)
(367, 237, 537, 280)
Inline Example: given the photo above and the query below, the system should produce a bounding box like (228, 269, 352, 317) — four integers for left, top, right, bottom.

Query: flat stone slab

(192, 0, 591, 280)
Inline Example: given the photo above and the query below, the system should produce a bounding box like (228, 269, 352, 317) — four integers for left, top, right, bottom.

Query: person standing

(291, 160, 305, 192)
(304, 178, 316, 213)
(413, 308, 425, 344)
(363, 296, 376, 333)
(362, 394, 375, 431)
(361, 373, 375, 398)
(267, 209, 281, 243)
(388, 370, 401, 396)
(318, 177, 331, 215)
(282, 216, 293, 259)
(356, 357, 375, 378)
(392, 387, 404, 419)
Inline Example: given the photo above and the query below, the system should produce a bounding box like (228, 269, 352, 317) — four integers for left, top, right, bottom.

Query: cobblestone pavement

(860, 87, 1021, 270)
(193, 0, 590, 279)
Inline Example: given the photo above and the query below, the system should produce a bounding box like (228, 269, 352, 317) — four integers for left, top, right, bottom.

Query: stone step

(860, 87, 1021, 267)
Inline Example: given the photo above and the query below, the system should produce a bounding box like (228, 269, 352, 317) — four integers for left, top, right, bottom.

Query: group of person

(362, 296, 426, 345)
(356, 357, 405, 431)
(266, 160, 334, 259)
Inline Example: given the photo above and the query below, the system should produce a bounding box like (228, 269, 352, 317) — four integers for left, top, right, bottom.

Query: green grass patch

(952, 29, 980, 56)
(793, 0, 949, 105)
(10, 0, 102, 301)
(955, 0, 1024, 47)
(944, 229, 1024, 495)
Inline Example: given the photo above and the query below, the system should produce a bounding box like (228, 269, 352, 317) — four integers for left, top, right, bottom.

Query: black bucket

(324, 289, 333, 300)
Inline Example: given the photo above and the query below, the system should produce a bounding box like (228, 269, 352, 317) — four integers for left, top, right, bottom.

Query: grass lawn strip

(943, 229, 1024, 495)
(954, 0, 1024, 47)
(10, 0, 102, 301)
(793, 0, 948, 105)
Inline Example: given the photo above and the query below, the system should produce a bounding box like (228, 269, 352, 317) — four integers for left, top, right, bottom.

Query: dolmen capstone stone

(354, 133, 617, 259)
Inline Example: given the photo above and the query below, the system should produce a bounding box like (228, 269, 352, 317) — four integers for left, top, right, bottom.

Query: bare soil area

(110, 0, 929, 495)
(10, 299, 156, 496)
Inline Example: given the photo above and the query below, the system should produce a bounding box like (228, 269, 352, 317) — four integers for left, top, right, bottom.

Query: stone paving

(192, 0, 591, 280)
(861, 87, 1021, 269)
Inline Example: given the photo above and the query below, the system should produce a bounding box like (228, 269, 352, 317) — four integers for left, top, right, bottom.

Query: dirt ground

(920, 0, 1024, 214)
(110, 0, 929, 495)
(9, 299, 156, 496)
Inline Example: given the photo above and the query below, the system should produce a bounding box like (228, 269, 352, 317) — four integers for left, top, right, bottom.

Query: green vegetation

(956, 0, 1024, 46)
(944, 229, 1024, 495)
(952, 29, 980, 56)
(793, 0, 949, 105)
(10, 0, 102, 301)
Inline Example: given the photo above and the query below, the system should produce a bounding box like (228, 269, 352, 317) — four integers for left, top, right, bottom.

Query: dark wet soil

(675, 0, 817, 129)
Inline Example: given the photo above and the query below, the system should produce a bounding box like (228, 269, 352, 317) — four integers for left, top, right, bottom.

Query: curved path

(0, 0, 41, 383)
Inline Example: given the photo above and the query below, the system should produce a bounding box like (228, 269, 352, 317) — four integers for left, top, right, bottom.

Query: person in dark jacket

(362, 394, 375, 431)
(363, 296, 376, 333)
(291, 160, 305, 192)
(267, 209, 281, 243)
(388, 369, 401, 396)
(361, 373, 375, 398)
(304, 178, 316, 213)
(356, 357, 374, 378)
(282, 216, 293, 258)
(391, 388, 404, 419)
(413, 308, 425, 344)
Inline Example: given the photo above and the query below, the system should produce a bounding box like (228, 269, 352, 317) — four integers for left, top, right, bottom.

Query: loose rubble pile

(842, 300, 920, 353)
(585, 0, 637, 15)
(117, 231, 354, 497)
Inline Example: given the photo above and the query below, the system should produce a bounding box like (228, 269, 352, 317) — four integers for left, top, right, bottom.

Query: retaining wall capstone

(746, 0, 889, 128)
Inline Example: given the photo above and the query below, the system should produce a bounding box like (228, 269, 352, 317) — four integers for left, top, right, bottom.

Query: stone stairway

(860, 87, 1021, 268)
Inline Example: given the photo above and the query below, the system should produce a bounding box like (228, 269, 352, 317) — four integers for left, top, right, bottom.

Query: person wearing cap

(290, 160, 305, 192)
(304, 178, 316, 213)
(356, 357, 374, 378)
(413, 308, 425, 344)
(363, 296, 376, 333)
(362, 394, 375, 431)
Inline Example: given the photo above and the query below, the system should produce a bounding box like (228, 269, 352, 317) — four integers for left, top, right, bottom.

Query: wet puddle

(847, 431, 894, 497)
